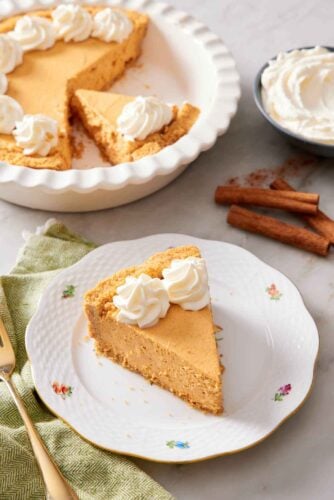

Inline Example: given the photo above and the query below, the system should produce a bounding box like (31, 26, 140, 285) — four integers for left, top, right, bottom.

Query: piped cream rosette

(113, 257, 210, 328)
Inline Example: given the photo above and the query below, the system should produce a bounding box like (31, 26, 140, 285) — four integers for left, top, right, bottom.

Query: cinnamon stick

(215, 186, 318, 214)
(227, 205, 330, 256)
(270, 178, 334, 244)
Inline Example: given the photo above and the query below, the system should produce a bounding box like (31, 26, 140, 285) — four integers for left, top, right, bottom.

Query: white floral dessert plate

(25, 234, 318, 463)
(0, 0, 240, 212)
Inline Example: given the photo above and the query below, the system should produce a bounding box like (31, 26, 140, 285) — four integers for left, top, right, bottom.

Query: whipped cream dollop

(10, 16, 56, 52)
(92, 8, 133, 43)
(52, 4, 93, 42)
(0, 96, 23, 134)
(117, 96, 173, 141)
(262, 46, 334, 144)
(0, 73, 8, 95)
(113, 273, 170, 329)
(13, 114, 58, 156)
(0, 34, 23, 74)
(162, 257, 210, 311)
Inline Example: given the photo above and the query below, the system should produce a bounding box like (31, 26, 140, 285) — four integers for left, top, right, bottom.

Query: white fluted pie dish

(0, 0, 240, 212)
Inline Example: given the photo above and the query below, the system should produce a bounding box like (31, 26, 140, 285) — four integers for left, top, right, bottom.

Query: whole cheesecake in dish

(0, 4, 200, 170)
(84, 245, 223, 415)
(0, 6, 148, 170)
(72, 90, 200, 163)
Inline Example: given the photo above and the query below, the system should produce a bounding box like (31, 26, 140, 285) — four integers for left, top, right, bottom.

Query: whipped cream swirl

(10, 16, 56, 52)
(117, 96, 173, 141)
(113, 273, 170, 329)
(13, 114, 58, 156)
(0, 96, 23, 134)
(92, 8, 133, 43)
(0, 34, 23, 74)
(162, 257, 210, 311)
(52, 4, 93, 43)
(262, 46, 334, 144)
(0, 73, 8, 95)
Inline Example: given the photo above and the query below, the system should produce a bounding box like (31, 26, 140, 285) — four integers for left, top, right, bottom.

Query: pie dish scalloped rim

(0, 0, 240, 199)
(25, 234, 318, 463)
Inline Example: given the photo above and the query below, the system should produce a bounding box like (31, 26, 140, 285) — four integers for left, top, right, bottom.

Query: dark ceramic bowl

(253, 46, 334, 157)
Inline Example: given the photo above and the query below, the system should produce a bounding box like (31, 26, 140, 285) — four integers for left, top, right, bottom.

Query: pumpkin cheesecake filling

(84, 245, 223, 415)
(0, 6, 148, 169)
(0, 5, 200, 169)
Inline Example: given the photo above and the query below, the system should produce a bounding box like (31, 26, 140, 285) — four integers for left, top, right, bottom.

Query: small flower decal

(166, 440, 190, 449)
(52, 382, 73, 399)
(274, 384, 292, 401)
(266, 284, 282, 301)
(62, 285, 76, 299)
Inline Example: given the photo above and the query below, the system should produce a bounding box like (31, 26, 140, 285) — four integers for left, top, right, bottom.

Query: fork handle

(4, 377, 78, 500)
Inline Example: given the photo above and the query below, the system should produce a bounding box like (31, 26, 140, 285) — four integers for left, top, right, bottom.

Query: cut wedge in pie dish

(72, 90, 200, 164)
(84, 245, 223, 415)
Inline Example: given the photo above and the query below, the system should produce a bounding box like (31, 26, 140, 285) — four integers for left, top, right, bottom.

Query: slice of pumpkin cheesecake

(84, 245, 223, 415)
(72, 90, 200, 164)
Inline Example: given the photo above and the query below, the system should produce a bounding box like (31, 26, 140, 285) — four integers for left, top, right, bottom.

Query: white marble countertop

(1, 1, 334, 498)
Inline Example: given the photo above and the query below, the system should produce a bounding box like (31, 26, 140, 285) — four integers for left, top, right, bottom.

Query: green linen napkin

(0, 220, 173, 500)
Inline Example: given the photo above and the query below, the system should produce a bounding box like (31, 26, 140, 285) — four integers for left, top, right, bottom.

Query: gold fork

(0, 318, 78, 499)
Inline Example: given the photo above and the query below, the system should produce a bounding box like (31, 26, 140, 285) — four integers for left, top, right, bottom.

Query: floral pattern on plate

(274, 384, 292, 401)
(266, 283, 282, 301)
(52, 382, 73, 399)
(166, 440, 190, 449)
(62, 285, 76, 299)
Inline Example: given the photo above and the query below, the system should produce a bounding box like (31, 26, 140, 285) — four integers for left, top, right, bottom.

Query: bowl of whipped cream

(254, 46, 334, 156)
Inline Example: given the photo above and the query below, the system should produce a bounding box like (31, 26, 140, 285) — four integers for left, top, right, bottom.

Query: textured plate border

(25, 234, 318, 463)
(0, 0, 240, 193)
